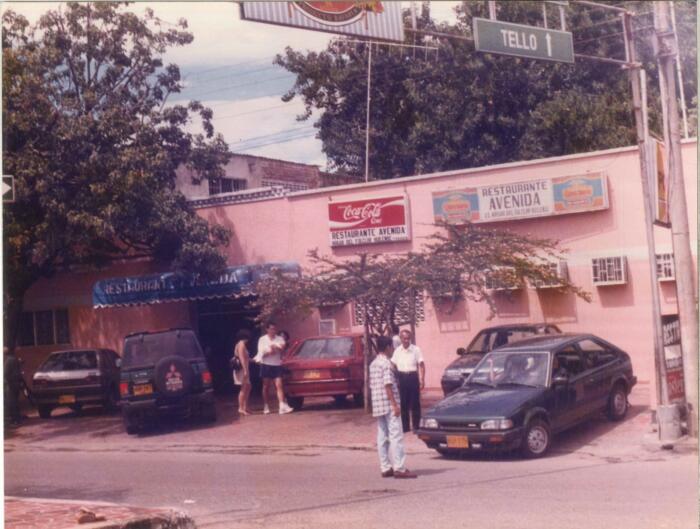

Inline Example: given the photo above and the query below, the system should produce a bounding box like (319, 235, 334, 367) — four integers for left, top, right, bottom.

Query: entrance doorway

(197, 298, 259, 396)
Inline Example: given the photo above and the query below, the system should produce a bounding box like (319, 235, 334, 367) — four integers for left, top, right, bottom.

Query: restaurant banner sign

(432, 172, 609, 224)
(93, 262, 301, 308)
(240, 2, 404, 43)
(328, 195, 411, 247)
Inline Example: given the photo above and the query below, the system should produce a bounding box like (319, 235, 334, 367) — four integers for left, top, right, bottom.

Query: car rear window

(294, 337, 354, 359)
(41, 351, 97, 371)
(123, 331, 203, 367)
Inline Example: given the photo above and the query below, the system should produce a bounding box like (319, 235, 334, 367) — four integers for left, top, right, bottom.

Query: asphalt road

(4, 388, 698, 529)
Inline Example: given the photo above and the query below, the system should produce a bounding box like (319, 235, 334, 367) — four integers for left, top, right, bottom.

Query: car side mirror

(456, 347, 467, 356)
(552, 374, 569, 386)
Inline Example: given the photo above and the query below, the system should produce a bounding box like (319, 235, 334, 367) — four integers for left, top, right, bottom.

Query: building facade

(17, 141, 698, 406)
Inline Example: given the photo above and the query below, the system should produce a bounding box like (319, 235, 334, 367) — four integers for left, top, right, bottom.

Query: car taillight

(119, 382, 130, 397)
(201, 370, 212, 386)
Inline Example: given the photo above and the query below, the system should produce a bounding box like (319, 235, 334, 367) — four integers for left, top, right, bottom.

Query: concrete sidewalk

(4, 497, 195, 529)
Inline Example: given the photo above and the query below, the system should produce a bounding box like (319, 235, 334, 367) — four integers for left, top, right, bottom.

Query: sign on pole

(645, 137, 671, 227)
(240, 2, 404, 43)
(473, 17, 574, 63)
(2, 175, 14, 202)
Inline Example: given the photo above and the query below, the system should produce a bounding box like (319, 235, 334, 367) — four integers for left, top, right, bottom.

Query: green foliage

(2, 3, 231, 342)
(253, 221, 590, 336)
(275, 1, 696, 179)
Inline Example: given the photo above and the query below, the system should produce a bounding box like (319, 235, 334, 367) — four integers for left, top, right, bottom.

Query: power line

(183, 74, 293, 99)
(234, 132, 317, 152)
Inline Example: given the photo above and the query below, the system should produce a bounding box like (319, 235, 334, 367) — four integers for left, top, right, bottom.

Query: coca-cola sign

(328, 195, 410, 247)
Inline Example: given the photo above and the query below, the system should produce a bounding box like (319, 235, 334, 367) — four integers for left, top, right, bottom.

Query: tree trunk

(3, 291, 25, 352)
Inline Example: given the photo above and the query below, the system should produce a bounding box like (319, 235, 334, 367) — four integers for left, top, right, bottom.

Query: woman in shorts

(233, 329, 252, 416)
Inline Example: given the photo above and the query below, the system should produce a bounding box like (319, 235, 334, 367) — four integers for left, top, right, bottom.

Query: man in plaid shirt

(370, 336, 417, 479)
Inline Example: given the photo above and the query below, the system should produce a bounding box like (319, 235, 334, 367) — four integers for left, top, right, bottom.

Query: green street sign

(473, 18, 574, 64)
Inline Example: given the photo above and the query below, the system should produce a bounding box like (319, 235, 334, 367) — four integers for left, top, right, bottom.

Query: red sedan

(282, 334, 365, 410)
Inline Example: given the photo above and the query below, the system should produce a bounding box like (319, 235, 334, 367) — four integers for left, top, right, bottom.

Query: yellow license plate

(133, 384, 153, 396)
(58, 395, 76, 404)
(447, 435, 469, 449)
(303, 370, 322, 380)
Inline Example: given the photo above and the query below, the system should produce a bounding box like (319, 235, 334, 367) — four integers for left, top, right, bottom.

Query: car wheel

(287, 396, 304, 410)
(37, 405, 52, 419)
(607, 384, 628, 421)
(333, 395, 347, 406)
(352, 393, 364, 407)
(521, 418, 551, 458)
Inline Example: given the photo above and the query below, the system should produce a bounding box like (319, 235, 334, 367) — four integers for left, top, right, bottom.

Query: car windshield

(466, 328, 538, 354)
(123, 331, 203, 367)
(41, 351, 97, 371)
(467, 351, 550, 387)
(294, 337, 354, 359)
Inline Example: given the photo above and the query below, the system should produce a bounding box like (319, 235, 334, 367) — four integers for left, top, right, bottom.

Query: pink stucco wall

(18, 141, 697, 404)
(197, 141, 697, 395)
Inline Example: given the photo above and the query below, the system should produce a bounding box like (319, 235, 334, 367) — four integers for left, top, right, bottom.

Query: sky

(4, 1, 462, 169)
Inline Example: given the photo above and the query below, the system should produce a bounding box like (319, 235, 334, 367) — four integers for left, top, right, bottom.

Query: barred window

(656, 253, 675, 281)
(591, 256, 627, 285)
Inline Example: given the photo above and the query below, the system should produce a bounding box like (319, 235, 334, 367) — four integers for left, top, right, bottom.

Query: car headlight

(480, 419, 514, 430)
(444, 369, 462, 378)
(419, 418, 439, 429)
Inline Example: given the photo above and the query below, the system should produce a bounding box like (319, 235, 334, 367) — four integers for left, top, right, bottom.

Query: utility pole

(653, 1, 699, 437)
(364, 41, 372, 183)
(621, 14, 668, 410)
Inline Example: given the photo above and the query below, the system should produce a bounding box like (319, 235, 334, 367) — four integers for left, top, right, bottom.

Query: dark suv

(120, 329, 216, 434)
(440, 323, 561, 396)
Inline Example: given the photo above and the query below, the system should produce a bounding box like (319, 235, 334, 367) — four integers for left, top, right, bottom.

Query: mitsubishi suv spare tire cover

(154, 355, 193, 397)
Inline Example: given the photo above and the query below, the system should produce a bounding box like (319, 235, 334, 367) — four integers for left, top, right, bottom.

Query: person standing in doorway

(232, 329, 252, 416)
(391, 329, 425, 432)
(257, 323, 293, 415)
(370, 336, 417, 479)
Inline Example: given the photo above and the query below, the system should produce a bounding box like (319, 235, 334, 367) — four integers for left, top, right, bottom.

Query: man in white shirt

(257, 322, 293, 415)
(391, 329, 425, 432)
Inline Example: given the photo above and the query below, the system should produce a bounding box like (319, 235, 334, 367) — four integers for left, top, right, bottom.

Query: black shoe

(381, 469, 394, 478)
(394, 469, 417, 479)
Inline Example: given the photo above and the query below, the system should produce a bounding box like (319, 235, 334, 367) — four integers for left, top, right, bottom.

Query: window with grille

(17, 308, 71, 347)
(353, 291, 425, 326)
(484, 267, 523, 291)
(531, 261, 569, 289)
(656, 253, 675, 281)
(208, 177, 247, 196)
(591, 256, 627, 285)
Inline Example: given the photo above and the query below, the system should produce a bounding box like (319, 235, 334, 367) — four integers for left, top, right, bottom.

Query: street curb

(5, 497, 197, 529)
(641, 432, 699, 454)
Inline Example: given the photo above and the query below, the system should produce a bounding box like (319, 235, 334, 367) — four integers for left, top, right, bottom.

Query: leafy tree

(254, 221, 590, 410)
(2, 3, 231, 346)
(275, 1, 696, 179)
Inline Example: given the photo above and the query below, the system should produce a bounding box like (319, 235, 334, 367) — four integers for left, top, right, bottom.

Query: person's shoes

(263, 405, 271, 415)
(381, 469, 394, 478)
(394, 469, 417, 479)
(238, 409, 250, 416)
(279, 403, 293, 414)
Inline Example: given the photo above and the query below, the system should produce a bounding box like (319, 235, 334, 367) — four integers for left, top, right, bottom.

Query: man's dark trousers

(397, 371, 421, 432)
